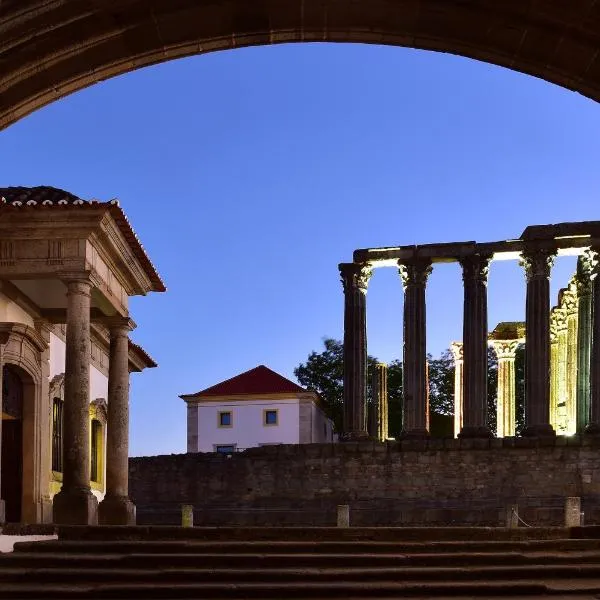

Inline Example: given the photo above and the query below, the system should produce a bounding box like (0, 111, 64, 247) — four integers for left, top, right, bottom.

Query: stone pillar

(99, 321, 136, 525)
(491, 340, 518, 437)
(0, 339, 6, 524)
(520, 249, 556, 437)
(53, 278, 98, 525)
(339, 263, 372, 440)
(550, 311, 560, 432)
(450, 342, 464, 438)
(564, 283, 579, 435)
(576, 254, 594, 433)
(398, 259, 432, 439)
(556, 308, 569, 433)
(585, 249, 600, 434)
(459, 254, 492, 438)
(371, 363, 388, 441)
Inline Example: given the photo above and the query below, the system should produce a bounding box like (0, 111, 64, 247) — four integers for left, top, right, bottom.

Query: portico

(340, 222, 600, 440)
(0, 186, 164, 525)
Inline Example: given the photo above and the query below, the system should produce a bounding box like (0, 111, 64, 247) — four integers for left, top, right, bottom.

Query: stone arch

(0, 323, 51, 523)
(1, 1, 600, 130)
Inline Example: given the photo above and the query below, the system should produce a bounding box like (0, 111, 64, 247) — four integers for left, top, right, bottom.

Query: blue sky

(1, 43, 599, 456)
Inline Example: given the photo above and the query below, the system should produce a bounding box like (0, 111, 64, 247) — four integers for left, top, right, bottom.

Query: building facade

(0, 186, 164, 525)
(182, 365, 335, 453)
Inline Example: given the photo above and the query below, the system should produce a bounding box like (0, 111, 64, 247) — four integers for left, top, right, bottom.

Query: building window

(215, 445, 236, 454)
(264, 409, 278, 426)
(52, 397, 63, 472)
(90, 419, 102, 482)
(218, 411, 232, 428)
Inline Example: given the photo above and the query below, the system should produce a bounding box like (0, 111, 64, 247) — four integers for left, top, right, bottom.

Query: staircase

(2, 526, 600, 598)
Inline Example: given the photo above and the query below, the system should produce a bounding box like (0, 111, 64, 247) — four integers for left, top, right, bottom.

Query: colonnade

(340, 247, 600, 440)
(52, 277, 135, 525)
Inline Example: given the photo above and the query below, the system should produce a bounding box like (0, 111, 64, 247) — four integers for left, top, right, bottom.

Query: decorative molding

(0, 240, 14, 266)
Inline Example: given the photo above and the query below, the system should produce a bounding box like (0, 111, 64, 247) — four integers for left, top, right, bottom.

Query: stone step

(3, 550, 600, 569)
(13, 538, 600, 555)
(0, 580, 563, 599)
(55, 525, 578, 543)
(3, 563, 600, 584)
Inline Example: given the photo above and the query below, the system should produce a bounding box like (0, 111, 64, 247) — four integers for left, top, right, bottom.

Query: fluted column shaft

(585, 250, 600, 434)
(577, 254, 594, 433)
(549, 317, 559, 431)
(339, 263, 371, 440)
(450, 342, 464, 438)
(459, 255, 492, 438)
(521, 249, 556, 437)
(371, 363, 388, 441)
(99, 323, 136, 524)
(491, 340, 518, 437)
(399, 259, 432, 438)
(53, 278, 98, 524)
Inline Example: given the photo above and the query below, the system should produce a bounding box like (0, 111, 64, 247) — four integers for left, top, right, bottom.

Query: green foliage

(295, 338, 508, 438)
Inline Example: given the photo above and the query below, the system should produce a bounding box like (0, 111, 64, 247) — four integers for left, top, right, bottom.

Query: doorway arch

(1, 1, 600, 129)
(1, 365, 23, 523)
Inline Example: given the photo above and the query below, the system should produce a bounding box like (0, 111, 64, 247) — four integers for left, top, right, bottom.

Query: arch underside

(1, 0, 600, 129)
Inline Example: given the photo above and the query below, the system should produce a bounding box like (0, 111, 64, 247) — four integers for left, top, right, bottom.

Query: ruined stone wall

(129, 437, 600, 527)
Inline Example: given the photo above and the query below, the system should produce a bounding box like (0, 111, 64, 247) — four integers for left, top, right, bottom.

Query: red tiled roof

(181, 365, 308, 399)
(0, 186, 165, 292)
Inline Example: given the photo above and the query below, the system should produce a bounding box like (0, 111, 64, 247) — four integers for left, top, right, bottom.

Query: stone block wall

(129, 436, 600, 526)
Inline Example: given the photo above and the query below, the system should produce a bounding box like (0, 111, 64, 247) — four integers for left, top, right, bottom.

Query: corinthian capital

(459, 254, 492, 285)
(450, 341, 463, 363)
(520, 248, 555, 282)
(491, 339, 519, 360)
(398, 259, 432, 289)
(577, 249, 599, 293)
(339, 263, 372, 293)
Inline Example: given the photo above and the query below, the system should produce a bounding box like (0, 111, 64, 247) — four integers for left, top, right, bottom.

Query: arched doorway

(1, 365, 24, 523)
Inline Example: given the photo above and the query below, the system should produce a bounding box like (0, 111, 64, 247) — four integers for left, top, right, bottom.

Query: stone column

(585, 249, 600, 434)
(556, 308, 569, 433)
(371, 363, 388, 441)
(398, 259, 432, 439)
(450, 342, 464, 438)
(459, 254, 492, 438)
(99, 321, 136, 525)
(491, 340, 518, 437)
(576, 254, 594, 433)
(339, 263, 372, 440)
(550, 311, 560, 431)
(53, 278, 98, 524)
(0, 338, 6, 524)
(520, 249, 556, 437)
(564, 283, 579, 435)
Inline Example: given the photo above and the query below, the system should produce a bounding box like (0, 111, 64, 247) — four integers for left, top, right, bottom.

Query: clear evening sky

(1, 43, 598, 456)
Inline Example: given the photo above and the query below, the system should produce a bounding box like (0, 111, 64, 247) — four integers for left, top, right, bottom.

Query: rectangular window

(218, 411, 232, 428)
(264, 409, 278, 426)
(215, 445, 236, 454)
(52, 398, 63, 472)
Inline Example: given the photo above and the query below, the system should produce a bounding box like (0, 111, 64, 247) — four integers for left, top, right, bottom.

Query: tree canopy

(294, 338, 525, 438)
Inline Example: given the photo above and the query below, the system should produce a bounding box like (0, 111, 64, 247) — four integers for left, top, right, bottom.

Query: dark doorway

(1, 365, 23, 523)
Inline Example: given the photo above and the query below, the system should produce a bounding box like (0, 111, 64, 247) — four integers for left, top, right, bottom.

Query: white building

(181, 365, 335, 453)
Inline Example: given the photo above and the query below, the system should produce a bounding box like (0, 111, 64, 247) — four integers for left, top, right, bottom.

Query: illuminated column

(555, 308, 569, 432)
(53, 277, 98, 524)
(564, 282, 579, 435)
(585, 249, 600, 434)
(398, 259, 432, 439)
(450, 342, 464, 438)
(339, 263, 372, 440)
(459, 254, 492, 438)
(491, 340, 518, 437)
(576, 255, 594, 433)
(521, 248, 556, 437)
(371, 363, 388, 441)
(550, 311, 560, 431)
